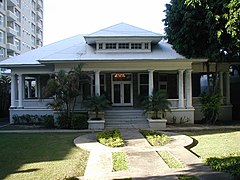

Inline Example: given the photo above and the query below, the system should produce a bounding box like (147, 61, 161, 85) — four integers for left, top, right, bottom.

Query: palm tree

(83, 95, 111, 120)
(141, 91, 171, 119)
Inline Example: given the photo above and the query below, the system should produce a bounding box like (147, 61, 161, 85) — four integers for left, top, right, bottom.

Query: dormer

(84, 23, 163, 53)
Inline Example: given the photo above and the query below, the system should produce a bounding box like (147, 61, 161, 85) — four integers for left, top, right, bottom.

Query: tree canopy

(163, 0, 240, 62)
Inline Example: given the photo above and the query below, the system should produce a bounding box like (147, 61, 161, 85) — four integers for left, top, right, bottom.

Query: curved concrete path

(75, 129, 231, 180)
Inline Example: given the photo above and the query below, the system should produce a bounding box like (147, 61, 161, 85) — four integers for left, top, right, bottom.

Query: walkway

(74, 129, 232, 180)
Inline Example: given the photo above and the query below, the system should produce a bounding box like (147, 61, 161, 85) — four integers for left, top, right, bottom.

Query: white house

(0, 23, 232, 126)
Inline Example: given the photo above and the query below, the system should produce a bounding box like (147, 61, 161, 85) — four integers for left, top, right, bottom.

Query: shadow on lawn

(0, 133, 83, 179)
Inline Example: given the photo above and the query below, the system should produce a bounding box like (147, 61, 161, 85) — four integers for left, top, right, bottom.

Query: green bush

(12, 114, 54, 128)
(96, 129, 124, 147)
(71, 113, 88, 129)
(206, 153, 240, 176)
(57, 113, 71, 129)
(112, 152, 128, 171)
(139, 129, 170, 146)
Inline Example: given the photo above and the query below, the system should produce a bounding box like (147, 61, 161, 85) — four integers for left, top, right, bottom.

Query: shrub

(57, 113, 71, 129)
(206, 153, 240, 176)
(139, 129, 170, 146)
(71, 113, 88, 129)
(112, 152, 128, 171)
(12, 114, 54, 128)
(96, 129, 124, 147)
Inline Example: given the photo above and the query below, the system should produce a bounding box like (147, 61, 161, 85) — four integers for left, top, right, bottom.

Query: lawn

(0, 133, 89, 180)
(180, 129, 240, 176)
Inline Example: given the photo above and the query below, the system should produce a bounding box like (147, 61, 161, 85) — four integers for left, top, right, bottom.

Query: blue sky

(43, 0, 170, 45)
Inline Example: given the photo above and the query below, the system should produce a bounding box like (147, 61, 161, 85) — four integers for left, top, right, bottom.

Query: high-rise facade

(0, 0, 43, 60)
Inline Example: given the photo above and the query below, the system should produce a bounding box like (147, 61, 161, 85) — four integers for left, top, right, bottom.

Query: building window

(145, 43, 149, 49)
(15, 9, 21, 22)
(32, 0, 36, 9)
(92, 74, 106, 95)
(131, 43, 142, 49)
(0, 47, 4, 58)
(0, 14, 4, 26)
(138, 73, 149, 97)
(31, 11, 36, 22)
(118, 43, 129, 49)
(31, 23, 35, 33)
(14, 38, 21, 50)
(0, 0, 3, 8)
(31, 35, 36, 45)
(0, 30, 4, 43)
(15, 23, 21, 36)
(106, 43, 116, 49)
(98, 43, 103, 49)
(159, 74, 168, 92)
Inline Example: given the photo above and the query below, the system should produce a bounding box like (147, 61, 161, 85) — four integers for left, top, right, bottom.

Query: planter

(147, 118, 167, 129)
(88, 118, 105, 130)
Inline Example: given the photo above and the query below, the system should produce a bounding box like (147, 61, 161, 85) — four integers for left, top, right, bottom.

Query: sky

(43, 0, 170, 45)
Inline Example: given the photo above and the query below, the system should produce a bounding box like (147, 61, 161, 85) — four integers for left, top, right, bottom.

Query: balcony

(7, 0, 18, 6)
(36, 33, 42, 40)
(7, 10, 17, 22)
(37, 0, 43, 9)
(36, 21, 43, 29)
(37, 10, 43, 19)
(7, 43, 17, 52)
(6, 27, 17, 37)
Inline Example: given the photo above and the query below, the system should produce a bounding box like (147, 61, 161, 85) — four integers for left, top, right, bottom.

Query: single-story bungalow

(0, 23, 232, 126)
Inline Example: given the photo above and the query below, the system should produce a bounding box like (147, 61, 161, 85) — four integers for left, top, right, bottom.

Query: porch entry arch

(111, 73, 133, 106)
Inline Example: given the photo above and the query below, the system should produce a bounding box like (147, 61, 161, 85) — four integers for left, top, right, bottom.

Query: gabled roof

(84, 23, 163, 44)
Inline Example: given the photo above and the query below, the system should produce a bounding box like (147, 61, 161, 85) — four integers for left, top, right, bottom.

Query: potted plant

(83, 95, 111, 130)
(141, 91, 171, 129)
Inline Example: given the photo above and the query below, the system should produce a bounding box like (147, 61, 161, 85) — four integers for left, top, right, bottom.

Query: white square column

(219, 72, 224, 104)
(10, 74, 16, 108)
(95, 70, 100, 96)
(178, 70, 185, 108)
(18, 74, 24, 108)
(148, 70, 154, 96)
(185, 69, 193, 108)
(224, 72, 231, 105)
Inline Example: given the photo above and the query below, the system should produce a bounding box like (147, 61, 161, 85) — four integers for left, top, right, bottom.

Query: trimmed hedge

(139, 129, 170, 146)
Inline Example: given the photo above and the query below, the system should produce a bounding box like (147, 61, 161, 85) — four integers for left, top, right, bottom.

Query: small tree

(141, 91, 171, 119)
(0, 75, 10, 118)
(43, 64, 88, 126)
(200, 93, 222, 124)
(83, 95, 111, 120)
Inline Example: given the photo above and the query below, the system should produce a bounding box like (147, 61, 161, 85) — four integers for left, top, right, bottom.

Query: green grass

(139, 129, 170, 146)
(96, 129, 124, 147)
(180, 129, 240, 176)
(112, 152, 128, 172)
(158, 151, 185, 169)
(0, 133, 89, 180)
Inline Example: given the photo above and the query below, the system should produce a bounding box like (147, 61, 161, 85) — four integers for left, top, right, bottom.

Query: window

(31, 11, 36, 22)
(0, 14, 4, 26)
(92, 74, 106, 95)
(14, 38, 20, 50)
(0, 30, 4, 43)
(106, 43, 116, 49)
(0, 47, 4, 58)
(32, 0, 36, 9)
(131, 43, 142, 49)
(139, 73, 149, 97)
(98, 43, 103, 49)
(31, 23, 35, 33)
(145, 43, 149, 49)
(31, 35, 35, 45)
(0, 0, 3, 8)
(118, 43, 129, 49)
(15, 23, 21, 36)
(15, 9, 21, 22)
(159, 74, 167, 92)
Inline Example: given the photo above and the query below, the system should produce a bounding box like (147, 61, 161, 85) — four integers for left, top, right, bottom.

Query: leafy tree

(43, 64, 89, 122)
(163, 0, 240, 93)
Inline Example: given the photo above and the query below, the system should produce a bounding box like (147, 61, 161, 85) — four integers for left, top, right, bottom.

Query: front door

(112, 73, 133, 106)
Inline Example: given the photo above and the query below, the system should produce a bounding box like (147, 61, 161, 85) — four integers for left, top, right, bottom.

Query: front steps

(105, 109, 149, 129)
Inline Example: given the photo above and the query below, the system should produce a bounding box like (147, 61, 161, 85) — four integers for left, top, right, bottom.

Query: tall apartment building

(0, 0, 43, 61)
